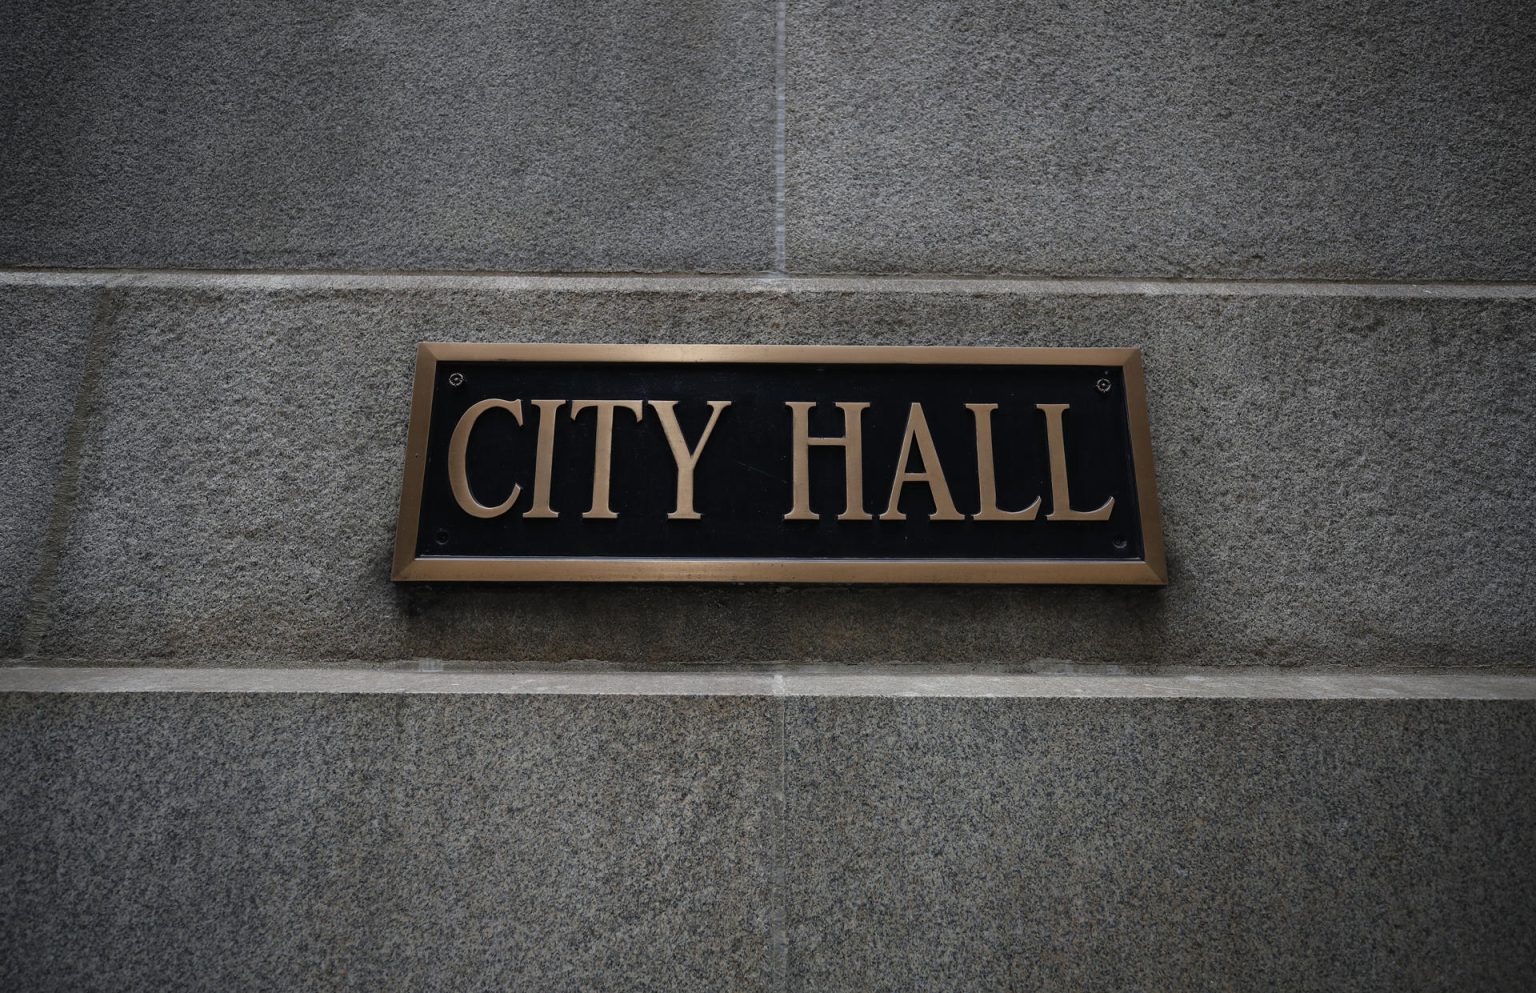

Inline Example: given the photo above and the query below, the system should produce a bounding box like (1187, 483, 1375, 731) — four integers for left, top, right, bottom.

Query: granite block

(0, 286, 100, 653)
(18, 279, 1536, 668)
(785, 696, 1536, 992)
(0, 0, 774, 272)
(785, 0, 1536, 279)
(0, 691, 778, 992)
(3, 687, 1532, 990)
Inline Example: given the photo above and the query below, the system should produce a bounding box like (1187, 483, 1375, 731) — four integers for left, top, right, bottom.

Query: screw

(448, 372, 465, 387)
(1112, 538, 1129, 551)
(1095, 378, 1112, 394)
(433, 529, 450, 546)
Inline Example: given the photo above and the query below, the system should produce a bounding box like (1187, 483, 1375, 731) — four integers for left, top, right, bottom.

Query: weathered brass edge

(419, 342, 1142, 366)
(394, 557, 1165, 584)
(1120, 350, 1168, 584)
(391, 343, 1167, 585)
(390, 343, 438, 581)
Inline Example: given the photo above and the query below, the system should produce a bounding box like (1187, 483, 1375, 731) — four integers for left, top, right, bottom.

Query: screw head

(1095, 378, 1112, 394)
(448, 372, 465, 387)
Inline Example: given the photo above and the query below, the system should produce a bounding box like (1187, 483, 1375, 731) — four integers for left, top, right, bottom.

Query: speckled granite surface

(786, 0, 1536, 279)
(4, 276, 1532, 670)
(0, 0, 775, 273)
(0, 286, 99, 655)
(2, 688, 1533, 991)
(785, 696, 1536, 991)
(3, 0, 1532, 987)
(0, 692, 780, 993)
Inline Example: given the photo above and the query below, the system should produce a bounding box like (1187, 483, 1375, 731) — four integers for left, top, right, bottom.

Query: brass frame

(392, 343, 1167, 584)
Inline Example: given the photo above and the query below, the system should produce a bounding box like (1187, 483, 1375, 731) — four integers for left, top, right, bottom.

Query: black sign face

(393, 345, 1165, 584)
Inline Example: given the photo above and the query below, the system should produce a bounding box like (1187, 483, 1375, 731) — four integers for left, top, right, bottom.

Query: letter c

(448, 398, 523, 518)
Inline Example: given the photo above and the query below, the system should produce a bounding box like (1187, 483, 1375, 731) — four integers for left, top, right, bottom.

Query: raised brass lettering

(523, 399, 565, 519)
(448, 398, 523, 518)
(1037, 403, 1114, 521)
(965, 403, 1042, 521)
(649, 400, 731, 520)
(881, 403, 964, 521)
(570, 400, 645, 519)
(785, 401, 872, 521)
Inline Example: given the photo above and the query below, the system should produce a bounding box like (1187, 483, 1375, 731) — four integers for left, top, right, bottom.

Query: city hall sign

(392, 344, 1165, 584)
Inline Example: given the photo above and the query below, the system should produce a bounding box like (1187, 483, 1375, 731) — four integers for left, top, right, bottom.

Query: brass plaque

(392, 344, 1165, 583)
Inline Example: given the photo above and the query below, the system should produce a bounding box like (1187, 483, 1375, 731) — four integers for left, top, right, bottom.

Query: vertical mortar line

(19, 284, 121, 656)
(773, 0, 788, 275)
(772, 673, 789, 992)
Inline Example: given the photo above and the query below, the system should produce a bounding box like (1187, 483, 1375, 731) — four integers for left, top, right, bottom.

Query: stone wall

(3, 0, 1533, 989)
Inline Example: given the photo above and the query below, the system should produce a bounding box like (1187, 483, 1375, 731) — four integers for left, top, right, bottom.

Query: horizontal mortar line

(1, 267, 1534, 299)
(1, 667, 1534, 700)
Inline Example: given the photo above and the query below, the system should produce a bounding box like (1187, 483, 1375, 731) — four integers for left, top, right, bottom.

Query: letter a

(880, 403, 964, 521)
